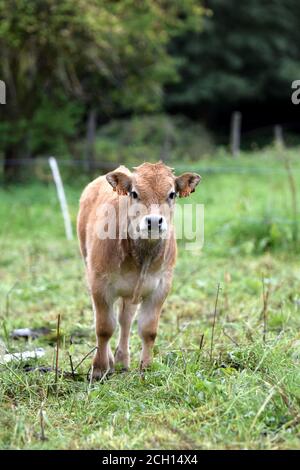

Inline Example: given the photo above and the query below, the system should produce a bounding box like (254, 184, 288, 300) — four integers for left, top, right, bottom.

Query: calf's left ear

(175, 173, 201, 198)
(106, 171, 132, 195)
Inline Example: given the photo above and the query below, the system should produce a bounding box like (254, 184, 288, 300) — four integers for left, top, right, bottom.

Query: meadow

(0, 148, 300, 449)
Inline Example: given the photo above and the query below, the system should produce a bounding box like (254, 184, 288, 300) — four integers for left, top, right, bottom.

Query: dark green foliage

(0, 0, 202, 180)
(166, 0, 300, 119)
(0, 91, 82, 157)
(28, 94, 83, 156)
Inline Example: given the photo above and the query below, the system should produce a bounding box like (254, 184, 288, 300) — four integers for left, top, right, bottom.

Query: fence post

(0, 80, 6, 104)
(274, 125, 284, 148)
(48, 157, 73, 241)
(85, 108, 97, 173)
(230, 111, 242, 157)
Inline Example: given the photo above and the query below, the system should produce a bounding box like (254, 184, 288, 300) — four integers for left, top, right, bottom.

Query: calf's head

(106, 162, 201, 241)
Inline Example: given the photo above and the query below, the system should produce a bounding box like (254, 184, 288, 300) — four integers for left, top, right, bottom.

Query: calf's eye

(169, 191, 176, 200)
(130, 191, 138, 199)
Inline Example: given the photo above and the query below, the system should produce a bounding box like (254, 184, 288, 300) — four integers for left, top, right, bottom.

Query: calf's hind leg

(91, 291, 116, 379)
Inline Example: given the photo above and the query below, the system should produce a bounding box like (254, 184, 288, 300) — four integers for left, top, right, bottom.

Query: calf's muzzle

(139, 214, 167, 238)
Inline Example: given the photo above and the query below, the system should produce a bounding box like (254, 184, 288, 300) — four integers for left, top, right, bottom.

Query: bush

(93, 114, 215, 165)
(228, 215, 294, 254)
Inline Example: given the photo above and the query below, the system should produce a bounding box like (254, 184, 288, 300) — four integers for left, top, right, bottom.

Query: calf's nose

(146, 215, 163, 231)
(140, 214, 167, 236)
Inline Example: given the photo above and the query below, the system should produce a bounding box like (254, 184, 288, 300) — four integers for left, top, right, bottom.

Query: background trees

(0, 0, 202, 181)
(1, 0, 300, 182)
(165, 0, 300, 131)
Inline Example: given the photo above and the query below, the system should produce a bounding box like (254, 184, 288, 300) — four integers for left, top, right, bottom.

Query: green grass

(0, 148, 300, 449)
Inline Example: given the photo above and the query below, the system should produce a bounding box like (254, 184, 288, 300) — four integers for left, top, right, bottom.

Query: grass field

(0, 149, 300, 449)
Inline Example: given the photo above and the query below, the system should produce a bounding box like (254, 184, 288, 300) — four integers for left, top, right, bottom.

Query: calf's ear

(106, 171, 132, 195)
(175, 173, 201, 198)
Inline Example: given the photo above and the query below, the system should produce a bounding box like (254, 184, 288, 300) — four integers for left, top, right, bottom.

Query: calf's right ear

(106, 171, 132, 196)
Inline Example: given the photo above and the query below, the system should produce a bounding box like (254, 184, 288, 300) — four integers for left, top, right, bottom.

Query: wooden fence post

(230, 111, 242, 157)
(85, 108, 97, 173)
(274, 125, 284, 148)
(0, 80, 6, 104)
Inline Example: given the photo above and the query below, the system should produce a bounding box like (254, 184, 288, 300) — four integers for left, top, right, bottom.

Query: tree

(165, 0, 300, 126)
(0, 0, 203, 182)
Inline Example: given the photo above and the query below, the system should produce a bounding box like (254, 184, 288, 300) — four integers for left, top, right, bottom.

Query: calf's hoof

(139, 359, 152, 371)
(114, 347, 130, 370)
(88, 366, 113, 382)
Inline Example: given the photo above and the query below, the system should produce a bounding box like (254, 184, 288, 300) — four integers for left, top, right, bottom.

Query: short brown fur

(77, 162, 201, 378)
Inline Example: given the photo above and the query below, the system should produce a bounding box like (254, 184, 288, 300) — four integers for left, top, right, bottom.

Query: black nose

(146, 215, 163, 232)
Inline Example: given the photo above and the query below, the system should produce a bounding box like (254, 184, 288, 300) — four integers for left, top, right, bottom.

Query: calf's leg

(91, 292, 116, 379)
(115, 299, 137, 370)
(138, 279, 171, 369)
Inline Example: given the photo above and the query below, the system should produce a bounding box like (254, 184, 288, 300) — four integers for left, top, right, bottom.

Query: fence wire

(1, 157, 300, 175)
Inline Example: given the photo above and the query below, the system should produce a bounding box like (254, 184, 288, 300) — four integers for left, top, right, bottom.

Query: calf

(77, 162, 201, 379)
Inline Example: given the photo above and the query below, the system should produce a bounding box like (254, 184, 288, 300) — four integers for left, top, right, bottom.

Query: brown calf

(77, 162, 201, 379)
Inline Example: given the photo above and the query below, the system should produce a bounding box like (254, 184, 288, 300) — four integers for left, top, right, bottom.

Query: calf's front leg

(91, 290, 116, 379)
(115, 299, 137, 370)
(138, 279, 171, 369)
